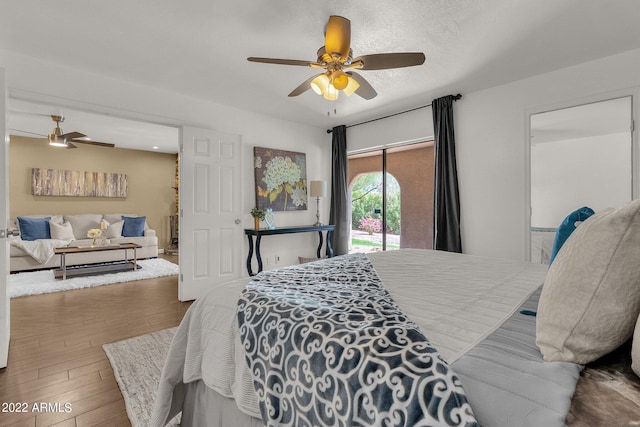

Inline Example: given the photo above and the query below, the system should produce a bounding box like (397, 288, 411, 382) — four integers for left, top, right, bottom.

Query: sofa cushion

(122, 216, 146, 237)
(63, 214, 104, 240)
(49, 221, 75, 240)
(18, 216, 51, 241)
(104, 220, 124, 238)
(104, 213, 149, 230)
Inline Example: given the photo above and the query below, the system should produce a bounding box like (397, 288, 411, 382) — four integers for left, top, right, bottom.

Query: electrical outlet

(275, 254, 280, 264)
(265, 256, 271, 265)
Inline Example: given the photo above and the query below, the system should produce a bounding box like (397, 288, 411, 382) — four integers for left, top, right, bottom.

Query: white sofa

(9, 213, 158, 272)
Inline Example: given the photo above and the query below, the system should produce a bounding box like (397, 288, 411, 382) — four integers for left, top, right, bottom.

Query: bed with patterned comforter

(151, 249, 582, 427)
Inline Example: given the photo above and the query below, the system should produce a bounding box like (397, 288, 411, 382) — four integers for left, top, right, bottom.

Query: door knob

(234, 219, 241, 224)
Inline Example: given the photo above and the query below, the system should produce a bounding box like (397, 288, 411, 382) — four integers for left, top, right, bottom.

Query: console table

(244, 225, 334, 276)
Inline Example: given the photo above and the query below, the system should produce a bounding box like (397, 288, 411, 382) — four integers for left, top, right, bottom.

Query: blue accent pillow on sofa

(549, 206, 595, 265)
(121, 216, 146, 237)
(18, 216, 52, 241)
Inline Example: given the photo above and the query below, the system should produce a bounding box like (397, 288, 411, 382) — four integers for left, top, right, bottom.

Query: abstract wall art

(31, 168, 128, 198)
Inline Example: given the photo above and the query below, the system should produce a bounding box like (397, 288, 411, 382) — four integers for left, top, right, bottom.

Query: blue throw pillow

(121, 216, 146, 237)
(549, 206, 595, 265)
(18, 216, 52, 241)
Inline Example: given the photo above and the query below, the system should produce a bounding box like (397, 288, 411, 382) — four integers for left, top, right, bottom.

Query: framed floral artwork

(254, 147, 307, 211)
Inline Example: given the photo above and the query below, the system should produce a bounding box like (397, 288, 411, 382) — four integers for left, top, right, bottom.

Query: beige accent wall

(9, 136, 177, 249)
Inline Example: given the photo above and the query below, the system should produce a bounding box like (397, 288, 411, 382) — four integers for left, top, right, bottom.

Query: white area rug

(104, 328, 180, 427)
(9, 258, 179, 298)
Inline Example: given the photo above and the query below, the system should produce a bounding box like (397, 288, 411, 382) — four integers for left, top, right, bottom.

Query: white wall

(456, 48, 640, 260)
(0, 50, 332, 271)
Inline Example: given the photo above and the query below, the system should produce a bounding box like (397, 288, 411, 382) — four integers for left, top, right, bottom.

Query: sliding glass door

(348, 141, 434, 253)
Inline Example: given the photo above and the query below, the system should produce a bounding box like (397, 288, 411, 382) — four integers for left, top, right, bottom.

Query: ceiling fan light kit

(48, 135, 68, 147)
(247, 15, 425, 102)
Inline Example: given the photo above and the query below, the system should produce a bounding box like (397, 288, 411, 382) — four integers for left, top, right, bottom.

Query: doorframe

(0, 92, 185, 369)
(1, 68, 10, 368)
(523, 88, 640, 261)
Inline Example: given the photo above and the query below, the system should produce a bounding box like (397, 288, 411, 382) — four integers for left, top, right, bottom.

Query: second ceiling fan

(47, 115, 115, 149)
(247, 15, 425, 101)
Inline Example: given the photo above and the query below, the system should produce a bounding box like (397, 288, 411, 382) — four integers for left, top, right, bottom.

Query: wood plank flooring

(0, 255, 190, 427)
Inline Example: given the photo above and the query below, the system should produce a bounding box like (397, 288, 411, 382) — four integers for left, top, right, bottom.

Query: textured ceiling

(2, 0, 640, 152)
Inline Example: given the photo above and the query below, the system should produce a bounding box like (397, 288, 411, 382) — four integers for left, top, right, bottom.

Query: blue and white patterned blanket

(237, 253, 478, 427)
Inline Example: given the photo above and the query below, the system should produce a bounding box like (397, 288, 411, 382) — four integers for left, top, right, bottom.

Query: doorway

(529, 95, 634, 263)
(348, 141, 435, 253)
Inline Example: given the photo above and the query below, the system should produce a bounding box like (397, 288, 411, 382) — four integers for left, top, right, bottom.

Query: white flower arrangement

(87, 228, 102, 239)
(262, 156, 302, 191)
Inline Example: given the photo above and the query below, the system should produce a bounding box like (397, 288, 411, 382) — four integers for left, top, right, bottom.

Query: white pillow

(536, 199, 640, 364)
(105, 220, 124, 238)
(49, 221, 75, 241)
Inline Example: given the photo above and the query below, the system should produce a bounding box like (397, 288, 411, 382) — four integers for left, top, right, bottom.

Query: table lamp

(310, 180, 328, 226)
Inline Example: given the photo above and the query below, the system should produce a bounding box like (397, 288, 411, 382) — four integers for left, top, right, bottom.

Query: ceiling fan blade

(247, 57, 321, 67)
(66, 142, 78, 149)
(288, 73, 324, 97)
(348, 72, 377, 100)
(350, 52, 426, 70)
(325, 16, 350, 60)
(61, 131, 86, 139)
(69, 139, 115, 148)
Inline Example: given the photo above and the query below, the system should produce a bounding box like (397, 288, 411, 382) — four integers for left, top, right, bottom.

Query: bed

(151, 199, 640, 426)
(151, 249, 578, 426)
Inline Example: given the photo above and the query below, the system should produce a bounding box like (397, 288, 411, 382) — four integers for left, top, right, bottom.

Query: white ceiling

(2, 0, 640, 153)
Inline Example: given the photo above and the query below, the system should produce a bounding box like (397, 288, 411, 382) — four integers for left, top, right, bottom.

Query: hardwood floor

(0, 255, 190, 427)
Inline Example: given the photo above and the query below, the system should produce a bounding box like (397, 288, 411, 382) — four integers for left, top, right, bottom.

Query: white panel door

(179, 126, 243, 301)
(0, 69, 9, 368)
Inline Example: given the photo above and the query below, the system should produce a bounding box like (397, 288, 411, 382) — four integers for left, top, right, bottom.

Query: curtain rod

(326, 93, 462, 133)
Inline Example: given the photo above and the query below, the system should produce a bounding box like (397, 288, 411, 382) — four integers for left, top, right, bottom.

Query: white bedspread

(152, 249, 549, 425)
(10, 238, 72, 263)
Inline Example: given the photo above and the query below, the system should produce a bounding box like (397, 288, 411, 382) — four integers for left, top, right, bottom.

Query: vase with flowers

(250, 207, 265, 230)
(87, 228, 102, 247)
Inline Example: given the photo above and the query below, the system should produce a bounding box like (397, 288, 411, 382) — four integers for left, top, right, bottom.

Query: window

(348, 141, 434, 253)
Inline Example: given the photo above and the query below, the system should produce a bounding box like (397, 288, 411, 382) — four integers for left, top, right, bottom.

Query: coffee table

(53, 243, 142, 280)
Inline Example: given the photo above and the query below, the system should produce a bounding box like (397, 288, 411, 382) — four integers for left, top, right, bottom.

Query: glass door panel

(349, 150, 384, 253)
(386, 142, 434, 249)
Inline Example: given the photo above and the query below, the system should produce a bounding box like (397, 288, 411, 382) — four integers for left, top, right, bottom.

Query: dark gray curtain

(432, 95, 462, 252)
(328, 125, 349, 255)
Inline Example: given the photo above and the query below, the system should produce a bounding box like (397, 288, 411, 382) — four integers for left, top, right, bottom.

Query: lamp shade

(343, 76, 360, 96)
(310, 180, 328, 198)
(311, 74, 329, 95)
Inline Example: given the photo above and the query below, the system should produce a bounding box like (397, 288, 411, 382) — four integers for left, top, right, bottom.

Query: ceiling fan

(45, 115, 115, 149)
(247, 15, 425, 101)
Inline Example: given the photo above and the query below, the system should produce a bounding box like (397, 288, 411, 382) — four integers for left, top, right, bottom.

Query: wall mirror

(530, 95, 633, 263)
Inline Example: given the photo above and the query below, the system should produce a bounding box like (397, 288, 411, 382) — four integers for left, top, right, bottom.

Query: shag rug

(103, 328, 180, 427)
(10, 258, 179, 298)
